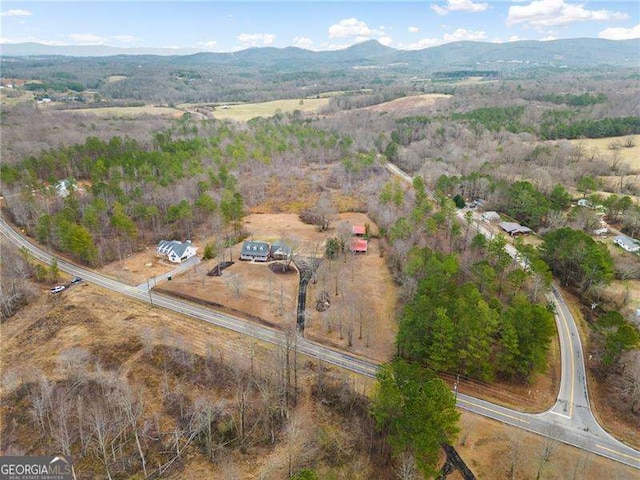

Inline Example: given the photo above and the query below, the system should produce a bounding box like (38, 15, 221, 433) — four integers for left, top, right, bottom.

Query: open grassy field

(362, 93, 452, 114)
(208, 98, 329, 121)
(58, 105, 184, 118)
(570, 135, 640, 171)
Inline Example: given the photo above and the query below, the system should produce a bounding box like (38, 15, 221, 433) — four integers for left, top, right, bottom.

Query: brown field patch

(99, 248, 181, 286)
(363, 93, 452, 114)
(105, 75, 128, 83)
(570, 136, 640, 171)
(207, 98, 329, 122)
(456, 411, 639, 480)
(57, 105, 184, 118)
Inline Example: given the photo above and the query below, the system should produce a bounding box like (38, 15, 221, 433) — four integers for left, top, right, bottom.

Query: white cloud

(237, 33, 276, 47)
(113, 35, 140, 43)
(408, 26, 420, 33)
(507, 0, 629, 28)
(328, 18, 373, 38)
(68, 33, 107, 45)
(540, 33, 557, 41)
(509, 35, 521, 41)
(1, 9, 32, 17)
(431, 5, 449, 16)
(318, 42, 355, 51)
(197, 40, 218, 50)
(443, 28, 487, 42)
(398, 37, 442, 50)
(378, 36, 393, 46)
(431, 0, 489, 16)
(0, 36, 66, 45)
(598, 23, 640, 40)
(293, 36, 314, 48)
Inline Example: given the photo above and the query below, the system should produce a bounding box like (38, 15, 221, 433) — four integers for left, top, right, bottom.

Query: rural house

(613, 235, 640, 253)
(156, 240, 197, 263)
(482, 211, 501, 222)
(241, 240, 270, 261)
(499, 222, 533, 236)
(270, 241, 292, 260)
(350, 238, 368, 254)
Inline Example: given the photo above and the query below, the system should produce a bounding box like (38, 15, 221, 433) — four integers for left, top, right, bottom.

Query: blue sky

(1, 1, 639, 51)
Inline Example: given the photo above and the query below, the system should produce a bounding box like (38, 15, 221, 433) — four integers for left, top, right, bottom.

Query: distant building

(482, 211, 501, 222)
(593, 227, 609, 236)
(350, 238, 368, 254)
(54, 179, 78, 198)
(240, 240, 270, 261)
(613, 235, 640, 253)
(157, 240, 197, 263)
(499, 221, 533, 236)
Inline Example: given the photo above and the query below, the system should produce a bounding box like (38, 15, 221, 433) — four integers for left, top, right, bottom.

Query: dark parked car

(70, 277, 83, 284)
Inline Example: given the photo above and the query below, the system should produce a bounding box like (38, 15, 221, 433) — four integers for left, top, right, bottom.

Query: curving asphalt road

(384, 163, 640, 470)
(2, 209, 639, 470)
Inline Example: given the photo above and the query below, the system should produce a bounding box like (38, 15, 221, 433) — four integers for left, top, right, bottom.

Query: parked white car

(50, 285, 66, 294)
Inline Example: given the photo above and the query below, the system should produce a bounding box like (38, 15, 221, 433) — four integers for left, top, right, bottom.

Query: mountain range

(2, 39, 638, 71)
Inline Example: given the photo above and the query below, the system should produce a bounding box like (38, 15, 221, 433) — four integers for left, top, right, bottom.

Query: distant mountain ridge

(1, 38, 638, 70)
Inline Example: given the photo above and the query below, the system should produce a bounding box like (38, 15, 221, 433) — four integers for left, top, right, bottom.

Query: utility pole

(454, 374, 460, 402)
(147, 278, 153, 307)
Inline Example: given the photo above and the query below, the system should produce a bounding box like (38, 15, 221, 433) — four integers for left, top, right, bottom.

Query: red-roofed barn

(352, 225, 366, 236)
(350, 238, 368, 254)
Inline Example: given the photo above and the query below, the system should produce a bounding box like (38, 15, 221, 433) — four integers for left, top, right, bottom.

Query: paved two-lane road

(1, 214, 639, 470)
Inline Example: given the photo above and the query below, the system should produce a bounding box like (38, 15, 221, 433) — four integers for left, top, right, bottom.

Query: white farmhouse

(156, 240, 197, 263)
(613, 235, 640, 253)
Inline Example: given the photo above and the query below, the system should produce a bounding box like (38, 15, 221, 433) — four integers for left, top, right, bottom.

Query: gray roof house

(270, 241, 292, 260)
(499, 222, 533, 236)
(241, 240, 270, 261)
(157, 240, 197, 263)
(614, 235, 640, 253)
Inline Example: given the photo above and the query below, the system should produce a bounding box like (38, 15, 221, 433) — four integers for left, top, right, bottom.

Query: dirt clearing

(99, 247, 183, 286)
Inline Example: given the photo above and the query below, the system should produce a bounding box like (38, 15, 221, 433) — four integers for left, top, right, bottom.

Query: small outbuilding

(241, 240, 270, 261)
(499, 222, 533, 236)
(352, 225, 366, 236)
(350, 238, 368, 254)
(157, 240, 197, 263)
(482, 211, 501, 222)
(614, 235, 640, 253)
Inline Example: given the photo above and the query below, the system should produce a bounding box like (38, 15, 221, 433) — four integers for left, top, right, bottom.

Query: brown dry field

(58, 105, 184, 118)
(99, 248, 182, 285)
(363, 93, 452, 114)
(2, 286, 638, 479)
(570, 136, 640, 171)
(159, 212, 399, 361)
(456, 411, 639, 480)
